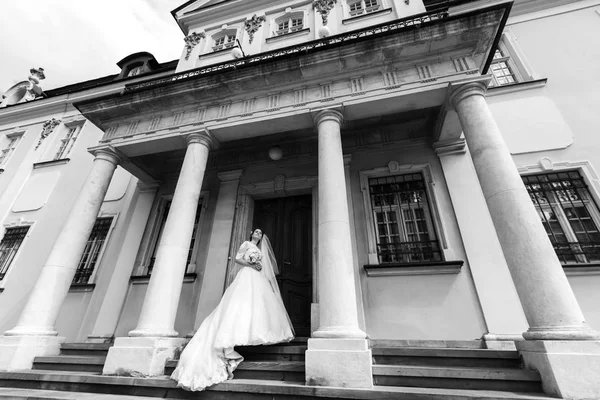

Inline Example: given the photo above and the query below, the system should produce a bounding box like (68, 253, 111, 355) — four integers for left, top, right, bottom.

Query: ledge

(69, 283, 95, 293)
(33, 158, 70, 169)
(486, 78, 547, 97)
(130, 273, 197, 284)
(199, 46, 238, 60)
(563, 264, 600, 276)
(364, 260, 464, 276)
(266, 28, 311, 43)
(343, 8, 393, 25)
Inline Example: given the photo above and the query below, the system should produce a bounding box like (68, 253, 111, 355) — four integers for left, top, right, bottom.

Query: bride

(170, 228, 295, 391)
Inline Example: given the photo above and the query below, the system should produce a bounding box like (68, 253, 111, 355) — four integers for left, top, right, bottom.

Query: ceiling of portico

(126, 107, 439, 183)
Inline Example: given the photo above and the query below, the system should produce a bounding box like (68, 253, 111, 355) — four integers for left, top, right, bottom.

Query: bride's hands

(252, 261, 263, 271)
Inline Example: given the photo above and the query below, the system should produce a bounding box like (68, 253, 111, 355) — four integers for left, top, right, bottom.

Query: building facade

(0, 0, 599, 398)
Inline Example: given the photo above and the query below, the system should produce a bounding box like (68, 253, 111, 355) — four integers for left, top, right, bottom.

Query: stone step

(33, 355, 107, 373)
(0, 370, 557, 400)
(236, 344, 307, 361)
(372, 347, 522, 368)
(0, 388, 161, 400)
(165, 360, 305, 382)
(60, 343, 112, 357)
(373, 365, 543, 393)
(370, 339, 485, 349)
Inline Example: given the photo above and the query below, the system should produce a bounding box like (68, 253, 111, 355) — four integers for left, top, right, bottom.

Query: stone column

(451, 81, 600, 400)
(305, 109, 372, 388)
(450, 82, 599, 341)
(103, 132, 214, 377)
(0, 147, 121, 371)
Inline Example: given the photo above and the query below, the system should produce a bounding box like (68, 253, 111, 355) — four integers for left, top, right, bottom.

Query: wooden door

(253, 195, 312, 337)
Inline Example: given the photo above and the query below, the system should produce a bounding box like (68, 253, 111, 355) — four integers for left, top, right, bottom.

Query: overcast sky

(0, 0, 186, 93)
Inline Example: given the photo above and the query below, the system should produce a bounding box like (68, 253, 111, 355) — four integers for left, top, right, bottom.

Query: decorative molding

(35, 118, 61, 150)
(69, 283, 96, 293)
(217, 169, 243, 182)
(184, 31, 206, 60)
(486, 78, 548, 97)
(417, 65, 433, 80)
(33, 158, 70, 169)
(563, 264, 600, 276)
(433, 139, 467, 156)
(313, 0, 337, 25)
(266, 28, 310, 43)
(245, 14, 266, 44)
(364, 261, 464, 277)
(350, 77, 364, 94)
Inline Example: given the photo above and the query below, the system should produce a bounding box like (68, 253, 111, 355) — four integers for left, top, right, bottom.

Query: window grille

(146, 200, 203, 275)
(369, 173, 441, 263)
(489, 49, 517, 87)
(73, 217, 113, 284)
(0, 226, 30, 280)
(54, 125, 81, 160)
(0, 136, 21, 166)
(523, 171, 600, 264)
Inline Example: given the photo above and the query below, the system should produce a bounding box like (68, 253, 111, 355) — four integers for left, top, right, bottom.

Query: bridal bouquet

(244, 248, 262, 265)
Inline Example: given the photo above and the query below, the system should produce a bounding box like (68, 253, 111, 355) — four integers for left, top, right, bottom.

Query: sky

(0, 0, 187, 93)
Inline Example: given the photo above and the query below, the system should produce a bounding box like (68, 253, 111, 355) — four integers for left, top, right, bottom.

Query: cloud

(0, 0, 185, 93)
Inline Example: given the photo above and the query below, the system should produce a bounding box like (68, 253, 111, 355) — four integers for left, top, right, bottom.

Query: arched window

(212, 29, 237, 51)
(274, 12, 304, 36)
(126, 62, 145, 77)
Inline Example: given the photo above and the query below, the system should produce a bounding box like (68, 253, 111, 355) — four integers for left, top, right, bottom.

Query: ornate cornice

(184, 31, 206, 60)
(245, 14, 266, 44)
(35, 118, 61, 150)
(313, 0, 337, 25)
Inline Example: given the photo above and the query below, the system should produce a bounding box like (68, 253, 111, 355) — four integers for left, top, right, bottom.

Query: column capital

(449, 81, 488, 109)
(312, 108, 344, 126)
(433, 138, 467, 157)
(217, 169, 243, 182)
(185, 130, 218, 150)
(90, 146, 123, 166)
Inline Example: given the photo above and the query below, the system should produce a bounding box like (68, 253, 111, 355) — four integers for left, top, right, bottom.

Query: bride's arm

(235, 242, 262, 270)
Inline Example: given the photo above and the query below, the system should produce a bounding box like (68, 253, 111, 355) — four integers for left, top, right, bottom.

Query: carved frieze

(313, 0, 337, 25)
(35, 118, 61, 150)
(245, 14, 266, 44)
(184, 31, 206, 60)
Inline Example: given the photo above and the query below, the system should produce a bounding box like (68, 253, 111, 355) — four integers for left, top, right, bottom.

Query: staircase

(0, 339, 556, 400)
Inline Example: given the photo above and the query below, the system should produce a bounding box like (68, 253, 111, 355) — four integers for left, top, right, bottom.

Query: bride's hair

(249, 228, 263, 246)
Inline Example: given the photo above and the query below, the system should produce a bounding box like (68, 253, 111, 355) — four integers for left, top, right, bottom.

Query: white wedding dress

(170, 237, 294, 391)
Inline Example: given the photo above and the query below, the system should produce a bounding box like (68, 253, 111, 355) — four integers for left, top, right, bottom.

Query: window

(127, 66, 144, 77)
(523, 171, 600, 264)
(145, 199, 203, 276)
(275, 15, 304, 35)
(368, 173, 442, 263)
(0, 226, 29, 280)
(348, 0, 381, 17)
(73, 217, 113, 284)
(213, 33, 236, 51)
(489, 49, 517, 87)
(54, 125, 82, 160)
(0, 135, 22, 167)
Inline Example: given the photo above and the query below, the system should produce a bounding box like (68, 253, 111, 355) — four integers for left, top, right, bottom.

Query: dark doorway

(253, 195, 312, 337)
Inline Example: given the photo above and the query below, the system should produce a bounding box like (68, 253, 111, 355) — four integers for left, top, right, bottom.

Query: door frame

(225, 174, 319, 308)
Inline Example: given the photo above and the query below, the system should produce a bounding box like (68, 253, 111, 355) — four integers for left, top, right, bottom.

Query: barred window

(369, 173, 442, 263)
(0, 135, 22, 167)
(523, 171, 600, 264)
(73, 217, 113, 284)
(54, 125, 82, 160)
(146, 200, 203, 276)
(0, 226, 29, 280)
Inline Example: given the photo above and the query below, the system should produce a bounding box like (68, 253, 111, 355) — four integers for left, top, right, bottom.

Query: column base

(517, 340, 600, 400)
(0, 335, 65, 371)
(523, 324, 600, 341)
(312, 325, 367, 339)
(483, 333, 524, 350)
(102, 337, 186, 377)
(305, 338, 373, 388)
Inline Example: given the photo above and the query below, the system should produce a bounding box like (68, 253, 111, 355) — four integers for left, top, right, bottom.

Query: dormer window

(127, 65, 144, 77)
(348, 0, 381, 17)
(276, 14, 304, 36)
(213, 32, 237, 51)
